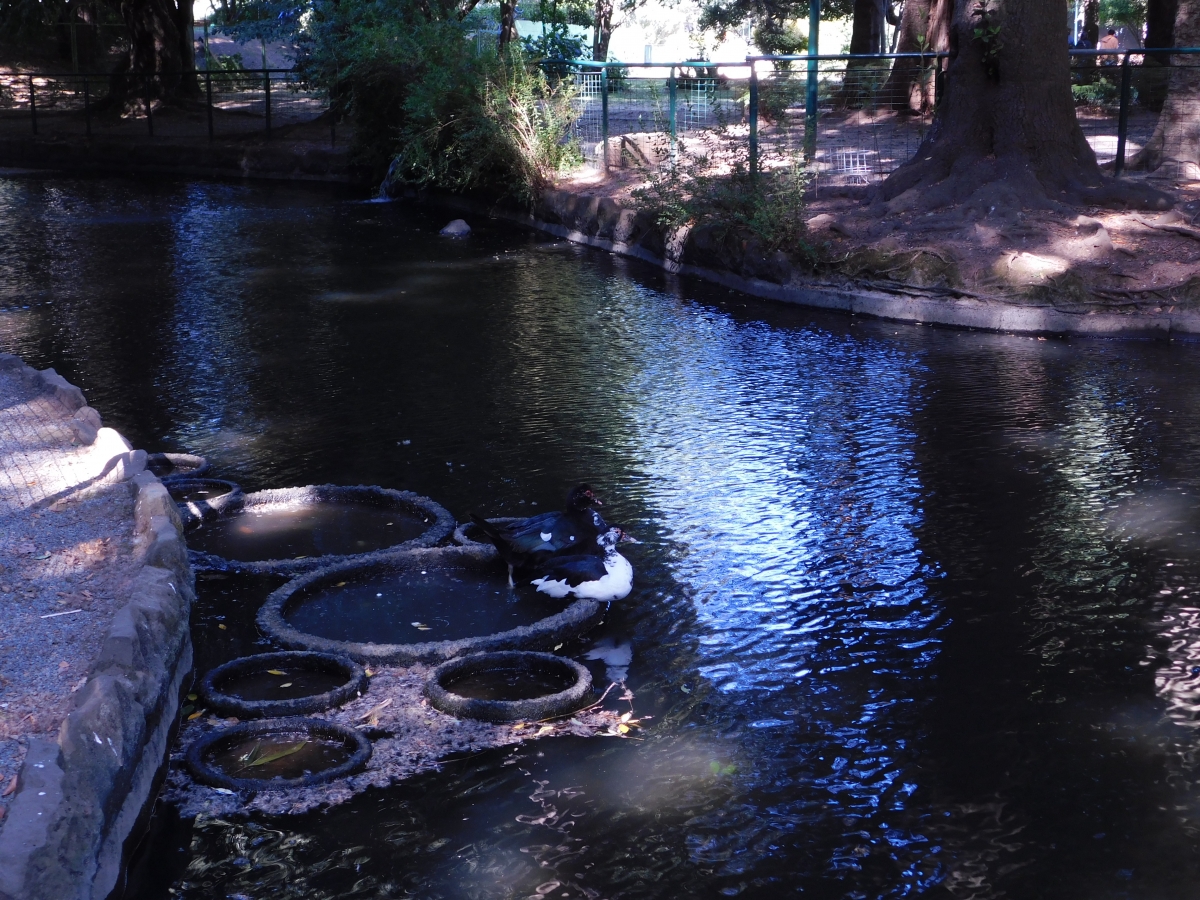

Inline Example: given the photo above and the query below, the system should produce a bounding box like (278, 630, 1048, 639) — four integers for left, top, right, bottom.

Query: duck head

(566, 483, 603, 509)
(596, 527, 639, 550)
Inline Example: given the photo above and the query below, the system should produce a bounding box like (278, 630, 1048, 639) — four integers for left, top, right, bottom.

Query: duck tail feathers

(468, 512, 505, 545)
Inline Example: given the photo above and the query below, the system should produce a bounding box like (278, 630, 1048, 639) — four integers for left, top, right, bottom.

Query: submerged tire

(187, 484, 456, 575)
(257, 545, 606, 665)
(425, 651, 593, 723)
(198, 651, 368, 719)
(185, 717, 372, 791)
(147, 452, 209, 481)
(168, 478, 245, 528)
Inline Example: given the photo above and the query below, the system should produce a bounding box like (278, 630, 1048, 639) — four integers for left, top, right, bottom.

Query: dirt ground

(561, 141, 1200, 316)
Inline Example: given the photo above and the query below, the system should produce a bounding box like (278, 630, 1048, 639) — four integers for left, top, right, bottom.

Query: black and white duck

(470, 483, 608, 586)
(530, 527, 639, 602)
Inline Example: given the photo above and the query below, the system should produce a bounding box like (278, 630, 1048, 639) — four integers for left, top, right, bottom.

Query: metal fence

(0, 69, 328, 141)
(571, 49, 1200, 186)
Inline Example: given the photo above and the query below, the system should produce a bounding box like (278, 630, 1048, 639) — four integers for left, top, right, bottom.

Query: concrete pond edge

(0, 354, 195, 900)
(420, 189, 1200, 341)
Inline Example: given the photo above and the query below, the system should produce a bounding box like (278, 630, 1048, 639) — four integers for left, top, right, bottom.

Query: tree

(1127, 0, 1200, 174)
(1139, 0, 1177, 109)
(103, 0, 198, 103)
(700, 0, 853, 56)
(880, 0, 952, 112)
(879, 0, 1166, 213)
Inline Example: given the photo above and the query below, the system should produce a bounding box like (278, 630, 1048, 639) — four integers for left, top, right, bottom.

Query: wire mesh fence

(0, 69, 328, 140)
(572, 49, 1200, 188)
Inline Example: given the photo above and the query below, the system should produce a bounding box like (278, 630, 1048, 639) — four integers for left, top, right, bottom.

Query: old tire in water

(185, 717, 372, 791)
(187, 484, 456, 576)
(450, 517, 518, 556)
(168, 478, 245, 528)
(257, 545, 606, 666)
(198, 651, 368, 719)
(425, 651, 593, 723)
(147, 452, 209, 481)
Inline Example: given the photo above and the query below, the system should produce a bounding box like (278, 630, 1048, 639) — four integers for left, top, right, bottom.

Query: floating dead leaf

(32, 552, 50, 560)
(187, 693, 197, 701)
(357, 698, 393, 724)
(218, 624, 227, 630)
(335, 581, 347, 587)
(536, 725, 555, 736)
(619, 712, 632, 723)
(187, 709, 206, 721)
(244, 741, 307, 768)
(212, 787, 235, 795)
(512, 722, 529, 730)
(617, 724, 630, 734)
(2, 775, 17, 796)
(416, 625, 432, 631)
(267, 670, 286, 676)
(279, 682, 293, 688)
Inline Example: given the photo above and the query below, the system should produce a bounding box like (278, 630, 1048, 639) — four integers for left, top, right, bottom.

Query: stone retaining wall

(419, 188, 1200, 341)
(0, 356, 194, 900)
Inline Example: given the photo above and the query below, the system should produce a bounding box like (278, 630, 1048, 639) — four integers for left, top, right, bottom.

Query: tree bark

(1128, 0, 1200, 175)
(1082, 0, 1098, 47)
(498, 0, 519, 48)
(881, 0, 952, 113)
(880, 0, 1167, 213)
(848, 0, 887, 54)
(105, 0, 186, 104)
(592, 0, 613, 60)
(1139, 0, 1178, 110)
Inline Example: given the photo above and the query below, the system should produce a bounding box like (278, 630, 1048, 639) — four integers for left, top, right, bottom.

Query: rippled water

(5, 175, 1200, 898)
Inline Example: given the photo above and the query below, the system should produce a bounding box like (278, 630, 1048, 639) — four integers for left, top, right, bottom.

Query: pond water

(185, 501, 429, 562)
(4, 175, 1200, 898)
(215, 668, 350, 702)
(445, 665, 578, 702)
(284, 568, 567, 644)
(208, 733, 356, 781)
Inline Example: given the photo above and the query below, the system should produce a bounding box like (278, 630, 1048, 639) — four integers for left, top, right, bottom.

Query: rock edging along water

(257, 546, 607, 665)
(417, 188, 1200, 341)
(0, 355, 195, 900)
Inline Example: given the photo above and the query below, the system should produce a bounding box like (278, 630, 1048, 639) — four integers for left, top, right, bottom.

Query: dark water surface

(285, 568, 567, 643)
(4, 175, 1200, 898)
(186, 501, 430, 562)
(209, 734, 356, 781)
(216, 668, 349, 702)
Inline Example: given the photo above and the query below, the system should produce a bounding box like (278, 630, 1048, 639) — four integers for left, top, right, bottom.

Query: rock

(439, 219, 471, 237)
(805, 213, 836, 231)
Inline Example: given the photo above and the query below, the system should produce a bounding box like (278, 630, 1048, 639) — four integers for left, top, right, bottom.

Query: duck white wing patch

(532, 576, 573, 598)
(540, 531, 553, 542)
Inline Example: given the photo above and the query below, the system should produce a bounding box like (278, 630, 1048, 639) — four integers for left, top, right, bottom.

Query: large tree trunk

(880, 0, 1167, 213)
(592, 0, 613, 60)
(1139, 0, 1178, 110)
(1128, 0, 1200, 176)
(498, 0, 519, 48)
(1082, 0, 1099, 47)
(109, 0, 185, 104)
(881, 0, 952, 113)
(848, 0, 887, 54)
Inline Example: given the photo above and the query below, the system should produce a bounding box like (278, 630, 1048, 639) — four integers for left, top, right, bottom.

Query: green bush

(297, 5, 580, 203)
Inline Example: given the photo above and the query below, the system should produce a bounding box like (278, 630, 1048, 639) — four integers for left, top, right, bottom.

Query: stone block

(70, 407, 103, 446)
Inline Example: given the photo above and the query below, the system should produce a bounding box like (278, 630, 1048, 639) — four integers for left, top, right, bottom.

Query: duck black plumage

(530, 527, 638, 602)
(470, 483, 608, 586)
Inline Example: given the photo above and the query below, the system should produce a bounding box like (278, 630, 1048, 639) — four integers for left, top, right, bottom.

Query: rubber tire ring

(168, 478, 245, 528)
(185, 717, 372, 791)
(198, 651, 368, 719)
(425, 651, 593, 723)
(147, 452, 209, 481)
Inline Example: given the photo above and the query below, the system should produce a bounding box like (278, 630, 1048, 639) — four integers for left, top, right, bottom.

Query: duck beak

(591, 495, 604, 507)
(619, 531, 640, 544)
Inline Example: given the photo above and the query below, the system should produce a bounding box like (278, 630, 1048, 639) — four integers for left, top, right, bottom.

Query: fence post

(805, 0, 820, 160)
(749, 63, 758, 181)
(29, 75, 37, 135)
(668, 65, 677, 158)
(83, 76, 91, 137)
(264, 70, 272, 137)
(1115, 50, 1133, 177)
(206, 69, 214, 140)
(600, 66, 610, 173)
